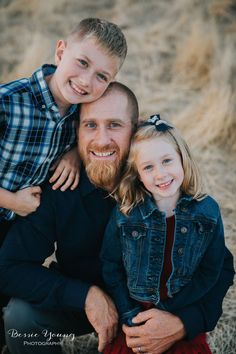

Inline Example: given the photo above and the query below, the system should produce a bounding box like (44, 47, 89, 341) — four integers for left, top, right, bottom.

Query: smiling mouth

(157, 180, 173, 188)
(91, 151, 116, 157)
(70, 81, 88, 95)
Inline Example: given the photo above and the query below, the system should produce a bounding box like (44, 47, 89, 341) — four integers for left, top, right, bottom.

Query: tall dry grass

(0, 0, 235, 353)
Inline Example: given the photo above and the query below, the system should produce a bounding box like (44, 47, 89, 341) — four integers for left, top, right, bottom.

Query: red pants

(104, 330, 212, 354)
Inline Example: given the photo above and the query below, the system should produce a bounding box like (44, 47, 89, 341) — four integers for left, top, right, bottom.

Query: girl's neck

(154, 192, 180, 218)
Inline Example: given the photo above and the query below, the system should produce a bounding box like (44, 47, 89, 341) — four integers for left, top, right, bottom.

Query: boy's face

(78, 90, 133, 190)
(52, 37, 121, 108)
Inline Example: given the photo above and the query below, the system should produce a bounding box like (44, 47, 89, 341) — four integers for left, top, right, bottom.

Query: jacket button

(132, 230, 139, 237)
(180, 226, 188, 234)
(181, 207, 188, 212)
(178, 247, 183, 255)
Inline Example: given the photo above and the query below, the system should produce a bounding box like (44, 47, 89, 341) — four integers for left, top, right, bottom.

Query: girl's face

(135, 136, 184, 206)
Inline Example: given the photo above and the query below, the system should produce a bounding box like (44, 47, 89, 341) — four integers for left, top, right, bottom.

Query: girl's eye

(143, 165, 153, 171)
(97, 73, 108, 82)
(163, 158, 172, 165)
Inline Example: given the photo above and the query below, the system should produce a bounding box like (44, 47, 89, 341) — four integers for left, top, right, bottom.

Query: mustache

(87, 143, 119, 153)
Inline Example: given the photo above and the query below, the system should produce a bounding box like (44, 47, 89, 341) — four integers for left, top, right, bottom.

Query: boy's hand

(13, 187, 42, 216)
(49, 147, 80, 191)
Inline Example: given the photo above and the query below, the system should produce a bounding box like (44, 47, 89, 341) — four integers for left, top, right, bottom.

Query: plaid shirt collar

(30, 64, 61, 113)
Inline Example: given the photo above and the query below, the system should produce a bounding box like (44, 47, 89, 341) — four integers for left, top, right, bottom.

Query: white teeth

(93, 151, 114, 157)
(158, 181, 172, 188)
(70, 82, 87, 95)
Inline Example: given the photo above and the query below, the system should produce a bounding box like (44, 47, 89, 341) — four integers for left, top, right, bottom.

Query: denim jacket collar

(138, 192, 193, 220)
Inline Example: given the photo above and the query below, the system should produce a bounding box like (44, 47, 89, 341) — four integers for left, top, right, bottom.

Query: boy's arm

(49, 146, 80, 191)
(0, 186, 42, 216)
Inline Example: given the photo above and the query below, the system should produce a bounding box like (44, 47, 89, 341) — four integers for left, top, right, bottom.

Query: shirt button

(132, 230, 139, 237)
(181, 207, 188, 212)
(181, 226, 188, 234)
(41, 104, 46, 109)
(178, 247, 184, 255)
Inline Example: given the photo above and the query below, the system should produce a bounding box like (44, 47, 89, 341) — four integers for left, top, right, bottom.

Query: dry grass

(0, 0, 235, 353)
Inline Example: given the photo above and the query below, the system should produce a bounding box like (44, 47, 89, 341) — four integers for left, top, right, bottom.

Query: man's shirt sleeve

(0, 186, 91, 311)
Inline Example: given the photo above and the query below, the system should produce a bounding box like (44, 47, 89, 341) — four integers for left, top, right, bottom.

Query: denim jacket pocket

(183, 218, 215, 274)
(120, 225, 147, 284)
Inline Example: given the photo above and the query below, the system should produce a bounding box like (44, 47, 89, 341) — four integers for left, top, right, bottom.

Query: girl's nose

(155, 166, 167, 180)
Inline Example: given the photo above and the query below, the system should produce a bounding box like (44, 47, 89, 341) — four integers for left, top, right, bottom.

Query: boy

(0, 17, 127, 348)
(0, 17, 127, 232)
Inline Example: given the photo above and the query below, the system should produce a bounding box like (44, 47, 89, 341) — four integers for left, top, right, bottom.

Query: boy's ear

(55, 40, 67, 65)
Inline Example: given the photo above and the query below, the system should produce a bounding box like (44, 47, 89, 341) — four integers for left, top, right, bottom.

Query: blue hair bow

(142, 114, 173, 132)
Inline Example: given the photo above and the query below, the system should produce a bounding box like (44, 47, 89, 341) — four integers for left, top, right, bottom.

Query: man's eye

(97, 73, 108, 82)
(85, 122, 96, 128)
(109, 122, 121, 128)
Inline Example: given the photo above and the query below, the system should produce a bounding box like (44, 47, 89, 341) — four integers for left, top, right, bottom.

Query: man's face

(78, 91, 133, 190)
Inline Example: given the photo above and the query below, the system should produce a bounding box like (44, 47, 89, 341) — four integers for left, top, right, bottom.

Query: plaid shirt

(0, 64, 77, 220)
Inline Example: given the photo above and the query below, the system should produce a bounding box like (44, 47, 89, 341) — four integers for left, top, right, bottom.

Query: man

(0, 82, 234, 354)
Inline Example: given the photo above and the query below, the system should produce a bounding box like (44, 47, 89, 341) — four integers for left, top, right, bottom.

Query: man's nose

(95, 127, 111, 145)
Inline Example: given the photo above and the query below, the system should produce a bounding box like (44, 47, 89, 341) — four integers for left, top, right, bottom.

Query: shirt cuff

(61, 279, 92, 310)
(173, 305, 205, 340)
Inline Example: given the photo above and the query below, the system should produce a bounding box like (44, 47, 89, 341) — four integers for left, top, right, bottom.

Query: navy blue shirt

(0, 168, 114, 311)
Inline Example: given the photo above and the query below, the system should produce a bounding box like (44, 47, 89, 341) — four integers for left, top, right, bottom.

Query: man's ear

(55, 40, 67, 66)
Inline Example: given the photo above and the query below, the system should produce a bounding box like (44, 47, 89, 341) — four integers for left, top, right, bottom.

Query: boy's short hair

(69, 18, 127, 66)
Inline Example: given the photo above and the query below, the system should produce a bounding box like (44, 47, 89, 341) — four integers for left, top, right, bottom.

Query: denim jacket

(101, 193, 226, 326)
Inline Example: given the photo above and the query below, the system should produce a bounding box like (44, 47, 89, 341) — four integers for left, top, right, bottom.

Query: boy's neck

(45, 74, 71, 117)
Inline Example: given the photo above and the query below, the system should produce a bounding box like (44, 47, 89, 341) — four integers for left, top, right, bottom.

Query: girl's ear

(55, 40, 67, 66)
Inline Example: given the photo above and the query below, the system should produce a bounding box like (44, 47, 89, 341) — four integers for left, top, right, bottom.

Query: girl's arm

(100, 207, 142, 326)
(159, 212, 229, 312)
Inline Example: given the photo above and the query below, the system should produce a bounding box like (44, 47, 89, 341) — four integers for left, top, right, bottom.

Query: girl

(101, 114, 226, 353)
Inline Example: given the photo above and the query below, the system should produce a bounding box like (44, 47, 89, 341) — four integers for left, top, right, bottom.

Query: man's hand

(123, 308, 186, 354)
(49, 147, 80, 191)
(13, 187, 42, 216)
(85, 286, 118, 352)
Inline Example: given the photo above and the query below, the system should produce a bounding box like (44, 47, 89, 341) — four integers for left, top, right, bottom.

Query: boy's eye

(78, 59, 88, 67)
(97, 73, 108, 82)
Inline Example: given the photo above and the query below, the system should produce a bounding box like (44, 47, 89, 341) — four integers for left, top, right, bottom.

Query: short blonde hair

(69, 18, 127, 66)
(116, 121, 205, 215)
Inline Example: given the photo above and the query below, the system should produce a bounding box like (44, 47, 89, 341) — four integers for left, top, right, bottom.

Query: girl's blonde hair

(116, 120, 205, 215)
